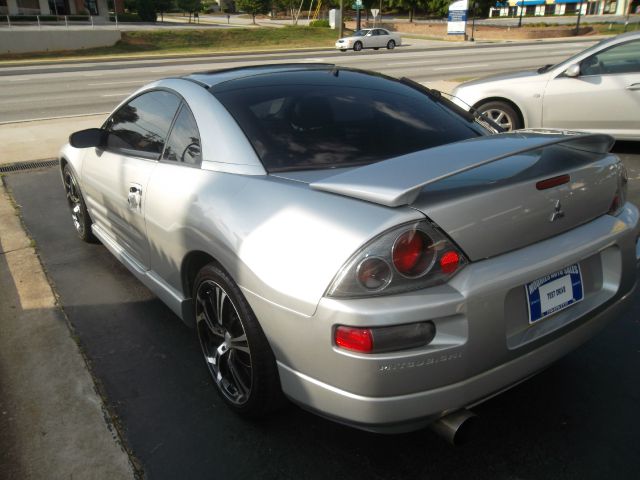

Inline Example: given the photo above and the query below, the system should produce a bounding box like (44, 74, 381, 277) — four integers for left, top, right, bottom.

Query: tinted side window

(106, 91, 180, 158)
(162, 105, 202, 166)
(582, 40, 640, 76)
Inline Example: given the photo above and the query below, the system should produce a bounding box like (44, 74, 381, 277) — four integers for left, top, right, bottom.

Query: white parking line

(433, 63, 489, 71)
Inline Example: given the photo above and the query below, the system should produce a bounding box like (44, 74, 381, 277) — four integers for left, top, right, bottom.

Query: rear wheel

(387, 40, 396, 50)
(194, 263, 283, 417)
(353, 41, 363, 52)
(476, 100, 522, 131)
(62, 164, 97, 243)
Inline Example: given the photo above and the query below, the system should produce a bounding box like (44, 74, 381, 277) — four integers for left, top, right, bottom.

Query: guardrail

(2, 15, 122, 29)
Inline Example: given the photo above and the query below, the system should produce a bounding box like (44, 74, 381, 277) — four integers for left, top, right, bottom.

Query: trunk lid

(308, 132, 620, 261)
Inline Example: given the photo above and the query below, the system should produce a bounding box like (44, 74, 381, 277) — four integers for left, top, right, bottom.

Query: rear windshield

(210, 69, 485, 172)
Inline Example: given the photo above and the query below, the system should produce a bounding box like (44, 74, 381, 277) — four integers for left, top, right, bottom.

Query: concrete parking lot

(2, 142, 640, 479)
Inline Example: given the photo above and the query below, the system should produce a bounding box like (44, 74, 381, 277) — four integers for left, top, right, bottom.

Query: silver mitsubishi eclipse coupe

(60, 64, 639, 441)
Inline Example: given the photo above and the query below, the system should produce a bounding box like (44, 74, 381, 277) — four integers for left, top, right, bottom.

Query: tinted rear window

(210, 69, 484, 172)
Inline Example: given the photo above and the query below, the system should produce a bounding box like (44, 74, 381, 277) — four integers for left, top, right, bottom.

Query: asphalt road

(0, 39, 596, 122)
(4, 143, 640, 479)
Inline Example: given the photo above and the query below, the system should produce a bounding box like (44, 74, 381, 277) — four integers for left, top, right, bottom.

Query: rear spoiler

(310, 132, 614, 207)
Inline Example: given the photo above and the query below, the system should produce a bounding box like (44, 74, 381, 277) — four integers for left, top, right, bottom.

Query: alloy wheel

(63, 170, 85, 236)
(481, 108, 514, 131)
(196, 279, 252, 405)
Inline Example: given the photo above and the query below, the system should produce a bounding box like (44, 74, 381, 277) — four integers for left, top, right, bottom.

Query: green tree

(177, 0, 201, 21)
(137, 0, 158, 21)
(156, 0, 175, 21)
(236, 0, 270, 24)
(426, 0, 449, 17)
(387, 0, 425, 22)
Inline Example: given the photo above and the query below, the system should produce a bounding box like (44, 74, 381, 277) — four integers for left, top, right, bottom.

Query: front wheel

(387, 40, 396, 50)
(194, 263, 283, 417)
(353, 41, 363, 52)
(62, 164, 97, 243)
(476, 100, 522, 131)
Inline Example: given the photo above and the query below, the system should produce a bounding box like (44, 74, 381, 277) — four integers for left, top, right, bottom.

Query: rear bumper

(278, 281, 635, 432)
(245, 204, 639, 432)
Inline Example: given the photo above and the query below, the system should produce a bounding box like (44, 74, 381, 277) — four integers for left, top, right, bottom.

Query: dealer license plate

(526, 264, 584, 324)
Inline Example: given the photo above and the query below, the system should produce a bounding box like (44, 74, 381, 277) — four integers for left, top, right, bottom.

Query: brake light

(536, 174, 570, 190)
(392, 230, 435, 277)
(327, 221, 468, 298)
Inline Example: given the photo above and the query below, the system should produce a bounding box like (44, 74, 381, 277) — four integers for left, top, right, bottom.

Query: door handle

(626, 83, 640, 91)
(127, 183, 142, 211)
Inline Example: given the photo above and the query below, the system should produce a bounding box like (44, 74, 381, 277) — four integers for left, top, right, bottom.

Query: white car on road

(336, 28, 401, 52)
(451, 32, 640, 140)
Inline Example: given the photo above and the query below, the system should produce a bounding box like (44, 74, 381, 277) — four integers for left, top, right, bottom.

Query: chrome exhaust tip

(429, 409, 478, 446)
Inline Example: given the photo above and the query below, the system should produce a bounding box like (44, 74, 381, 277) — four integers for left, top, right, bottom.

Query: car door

(542, 38, 640, 138)
(81, 90, 181, 269)
(144, 102, 203, 286)
(363, 30, 374, 48)
(376, 29, 389, 47)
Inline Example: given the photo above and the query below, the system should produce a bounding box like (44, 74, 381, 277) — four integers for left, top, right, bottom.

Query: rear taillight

(335, 326, 373, 353)
(335, 322, 436, 354)
(327, 221, 467, 298)
(392, 230, 435, 277)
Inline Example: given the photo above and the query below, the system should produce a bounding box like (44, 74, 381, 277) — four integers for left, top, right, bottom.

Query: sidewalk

(0, 182, 135, 478)
(1, 114, 106, 165)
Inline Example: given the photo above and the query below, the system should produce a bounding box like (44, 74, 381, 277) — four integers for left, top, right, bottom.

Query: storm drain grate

(0, 159, 59, 174)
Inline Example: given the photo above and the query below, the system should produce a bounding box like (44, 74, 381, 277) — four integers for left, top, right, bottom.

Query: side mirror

(564, 64, 581, 78)
(69, 128, 106, 149)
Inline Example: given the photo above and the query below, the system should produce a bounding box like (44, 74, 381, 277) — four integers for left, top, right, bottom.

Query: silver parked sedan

(452, 32, 640, 140)
(336, 28, 401, 52)
(60, 64, 639, 439)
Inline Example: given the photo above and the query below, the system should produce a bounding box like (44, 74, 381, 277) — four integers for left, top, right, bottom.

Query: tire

(193, 263, 283, 417)
(387, 40, 396, 50)
(62, 164, 97, 243)
(476, 100, 522, 131)
(353, 41, 363, 52)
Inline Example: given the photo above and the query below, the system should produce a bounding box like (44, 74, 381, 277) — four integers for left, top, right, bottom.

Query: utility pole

(575, 0, 583, 34)
(518, 0, 524, 27)
(339, 0, 344, 38)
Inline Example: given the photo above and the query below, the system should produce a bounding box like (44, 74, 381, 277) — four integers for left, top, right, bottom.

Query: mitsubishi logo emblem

(550, 200, 565, 222)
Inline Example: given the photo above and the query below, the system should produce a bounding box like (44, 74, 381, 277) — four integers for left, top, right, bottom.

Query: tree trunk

(252, 13, 256, 24)
(410, 8, 414, 23)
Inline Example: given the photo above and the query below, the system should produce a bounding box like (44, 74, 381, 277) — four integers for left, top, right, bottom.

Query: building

(492, 0, 637, 17)
(0, 0, 111, 17)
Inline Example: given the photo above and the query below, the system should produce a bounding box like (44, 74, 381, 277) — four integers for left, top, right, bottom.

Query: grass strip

(0, 26, 339, 62)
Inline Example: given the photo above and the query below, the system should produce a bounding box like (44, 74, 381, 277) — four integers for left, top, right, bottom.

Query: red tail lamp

(335, 322, 437, 354)
(392, 230, 435, 277)
(335, 326, 373, 353)
(439, 251, 460, 274)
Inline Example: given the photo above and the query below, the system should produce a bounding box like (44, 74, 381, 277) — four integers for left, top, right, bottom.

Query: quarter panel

(144, 165, 423, 317)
